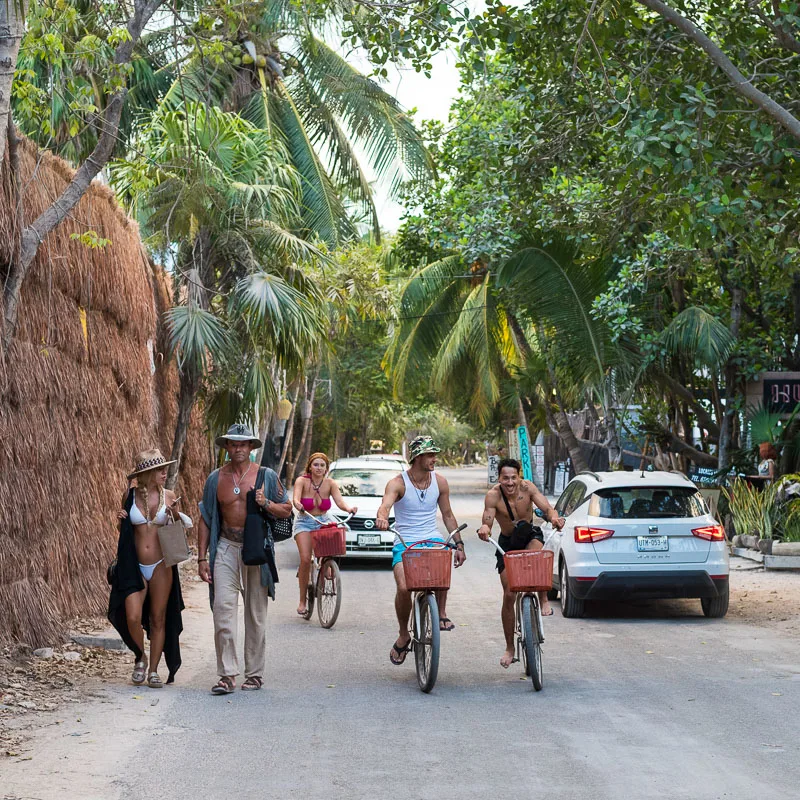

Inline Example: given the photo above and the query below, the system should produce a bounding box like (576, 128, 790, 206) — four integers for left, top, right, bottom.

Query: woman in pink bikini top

(292, 452, 357, 617)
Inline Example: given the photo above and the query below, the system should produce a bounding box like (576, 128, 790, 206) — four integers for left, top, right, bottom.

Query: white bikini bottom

(139, 560, 164, 581)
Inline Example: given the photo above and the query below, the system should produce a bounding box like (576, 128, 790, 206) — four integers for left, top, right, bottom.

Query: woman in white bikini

(117, 449, 192, 687)
(292, 452, 357, 617)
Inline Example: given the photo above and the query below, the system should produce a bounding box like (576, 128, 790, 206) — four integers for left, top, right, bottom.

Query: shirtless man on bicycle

(376, 436, 466, 666)
(477, 458, 565, 669)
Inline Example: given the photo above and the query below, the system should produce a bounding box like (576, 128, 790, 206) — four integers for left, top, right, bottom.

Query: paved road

(4, 466, 800, 799)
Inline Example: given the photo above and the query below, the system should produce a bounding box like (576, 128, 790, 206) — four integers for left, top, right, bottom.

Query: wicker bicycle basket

(311, 524, 347, 558)
(504, 550, 554, 593)
(402, 547, 452, 591)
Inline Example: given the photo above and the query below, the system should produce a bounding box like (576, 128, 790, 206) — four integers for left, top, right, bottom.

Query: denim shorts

(391, 538, 445, 568)
(294, 512, 336, 534)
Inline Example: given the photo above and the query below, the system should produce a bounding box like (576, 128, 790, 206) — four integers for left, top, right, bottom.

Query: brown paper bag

(158, 514, 190, 567)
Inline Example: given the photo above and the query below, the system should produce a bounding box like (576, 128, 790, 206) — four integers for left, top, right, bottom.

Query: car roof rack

(576, 470, 602, 482)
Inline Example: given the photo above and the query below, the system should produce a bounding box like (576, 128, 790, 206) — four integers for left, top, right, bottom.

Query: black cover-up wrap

(107, 488, 184, 683)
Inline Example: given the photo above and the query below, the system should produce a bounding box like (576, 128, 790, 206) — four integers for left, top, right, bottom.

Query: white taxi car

(328, 458, 400, 560)
(542, 470, 729, 618)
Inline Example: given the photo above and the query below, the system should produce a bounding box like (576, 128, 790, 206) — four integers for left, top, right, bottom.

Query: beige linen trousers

(212, 537, 269, 678)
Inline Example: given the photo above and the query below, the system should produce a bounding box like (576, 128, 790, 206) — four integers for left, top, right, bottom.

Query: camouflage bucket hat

(409, 435, 441, 462)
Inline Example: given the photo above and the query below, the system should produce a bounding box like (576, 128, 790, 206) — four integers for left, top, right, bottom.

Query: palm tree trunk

(167, 368, 199, 489)
(292, 372, 318, 480)
(602, 388, 623, 470)
(718, 287, 743, 471)
(166, 231, 211, 489)
(549, 405, 590, 474)
(533, 323, 590, 473)
(277, 383, 300, 477)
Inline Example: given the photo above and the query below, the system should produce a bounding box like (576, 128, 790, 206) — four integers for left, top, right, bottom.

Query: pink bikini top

(301, 476, 332, 512)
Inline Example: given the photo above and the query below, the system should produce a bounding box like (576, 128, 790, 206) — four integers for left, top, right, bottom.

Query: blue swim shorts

(391, 538, 445, 568)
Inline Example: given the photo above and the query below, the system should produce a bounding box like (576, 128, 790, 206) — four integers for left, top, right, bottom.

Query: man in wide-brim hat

(197, 424, 293, 694)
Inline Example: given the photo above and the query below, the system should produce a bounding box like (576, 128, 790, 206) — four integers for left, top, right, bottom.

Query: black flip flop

(439, 617, 455, 631)
(390, 641, 411, 665)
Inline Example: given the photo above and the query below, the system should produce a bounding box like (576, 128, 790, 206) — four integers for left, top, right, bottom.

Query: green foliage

(723, 479, 782, 540)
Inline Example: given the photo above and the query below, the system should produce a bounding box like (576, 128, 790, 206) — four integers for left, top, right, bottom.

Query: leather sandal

(211, 676, 236, 695)
(241, 676, 263, 691)
(131, 660, 147, 685)
(147, 672, 163, 688)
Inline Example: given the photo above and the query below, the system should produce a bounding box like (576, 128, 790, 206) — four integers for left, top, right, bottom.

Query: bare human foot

(297, 604, 308, 616)
(541, 599, 553, 616)
(500, 648, 515, 669)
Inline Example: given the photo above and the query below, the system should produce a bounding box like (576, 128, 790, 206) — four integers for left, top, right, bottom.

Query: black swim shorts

(496, 523, 545, 573)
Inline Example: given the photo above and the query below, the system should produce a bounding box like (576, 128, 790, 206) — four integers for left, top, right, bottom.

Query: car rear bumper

(569, 570, 729, 600)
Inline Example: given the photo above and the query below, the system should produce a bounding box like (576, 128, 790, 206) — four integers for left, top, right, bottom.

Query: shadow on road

(580, 597, 716, 622)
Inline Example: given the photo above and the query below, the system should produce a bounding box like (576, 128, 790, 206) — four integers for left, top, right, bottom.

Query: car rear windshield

(329, 469, 395, 497)
(588, 487, 707, 519)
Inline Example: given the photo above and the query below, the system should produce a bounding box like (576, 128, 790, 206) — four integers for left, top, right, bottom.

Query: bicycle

(483, 537, 553, 691)
(390, 523, 467, 693)
(300, 512, 353, 629)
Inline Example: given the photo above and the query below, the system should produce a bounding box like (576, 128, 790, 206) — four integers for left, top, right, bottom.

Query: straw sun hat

(127, 449, 177, 479)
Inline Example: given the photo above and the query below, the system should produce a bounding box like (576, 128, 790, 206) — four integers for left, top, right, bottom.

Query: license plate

(358, 533, 381, 546)
(637, 535, 669, 552)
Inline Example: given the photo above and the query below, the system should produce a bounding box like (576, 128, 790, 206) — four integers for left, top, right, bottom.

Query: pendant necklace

(231, 463, 252, 495)
(409, 471, 431, 503)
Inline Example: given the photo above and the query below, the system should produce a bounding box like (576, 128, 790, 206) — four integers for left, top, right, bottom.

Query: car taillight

(574, 526, 615, 543)
(692, 525, 725, 541)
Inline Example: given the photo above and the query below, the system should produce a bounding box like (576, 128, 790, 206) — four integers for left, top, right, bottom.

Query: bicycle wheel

(316, 558, 342, 629)
(521, 595, 543, 691)
(517, 596, 530, 676)
(301, 565, 316, 621)
(414, 593, 440, 693)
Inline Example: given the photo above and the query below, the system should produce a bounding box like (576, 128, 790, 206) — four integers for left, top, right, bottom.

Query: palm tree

(156, 0, 434, 245)
(384, 256, 520, 425)
(112, 103, 327, 484)
(498, 238, 631, 468)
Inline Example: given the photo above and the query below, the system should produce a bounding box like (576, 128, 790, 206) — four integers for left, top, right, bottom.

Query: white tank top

(393, 470, 441, 546)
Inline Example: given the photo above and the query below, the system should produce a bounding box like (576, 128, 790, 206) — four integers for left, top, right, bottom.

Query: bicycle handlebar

(390, 522, 467, 549)
(301, 510, 354, 527)
(481, 536, 506, 556)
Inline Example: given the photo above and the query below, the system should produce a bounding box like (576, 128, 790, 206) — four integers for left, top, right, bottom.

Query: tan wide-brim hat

(127, 448, 176, 479)
(215, 423, 263, 449)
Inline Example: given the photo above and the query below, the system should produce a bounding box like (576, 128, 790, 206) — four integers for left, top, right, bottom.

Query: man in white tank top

(376, 436, 466, 665)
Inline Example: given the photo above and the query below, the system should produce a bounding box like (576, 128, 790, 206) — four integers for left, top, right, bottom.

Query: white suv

(543, 471, 729, 618)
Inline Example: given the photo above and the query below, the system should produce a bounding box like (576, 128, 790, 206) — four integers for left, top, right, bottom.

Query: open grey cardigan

(198, 467, 288, 603)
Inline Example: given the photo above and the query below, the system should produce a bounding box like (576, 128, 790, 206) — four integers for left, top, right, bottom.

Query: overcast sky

(336, 38, 466, 233)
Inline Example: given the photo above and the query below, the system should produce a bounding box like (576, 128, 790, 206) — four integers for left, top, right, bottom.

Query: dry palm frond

(0, 137, 209, 646)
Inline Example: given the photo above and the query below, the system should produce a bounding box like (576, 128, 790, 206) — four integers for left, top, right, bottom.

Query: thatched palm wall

(0, 139, 209, 645)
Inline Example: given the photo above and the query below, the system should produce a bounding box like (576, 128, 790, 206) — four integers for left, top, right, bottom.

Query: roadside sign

(533, 444, 545, 489)
(507, 428, 520, 462)
(554, 462, 567, 495)
(517, 425, 533, 482)
(488, 455, 499, 485)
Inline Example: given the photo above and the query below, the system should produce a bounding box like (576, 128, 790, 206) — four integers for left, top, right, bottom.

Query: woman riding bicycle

(292, 453, 357, 617)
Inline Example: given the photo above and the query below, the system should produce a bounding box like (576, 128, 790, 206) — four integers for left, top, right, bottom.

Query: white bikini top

(129, 499, 169, 527)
